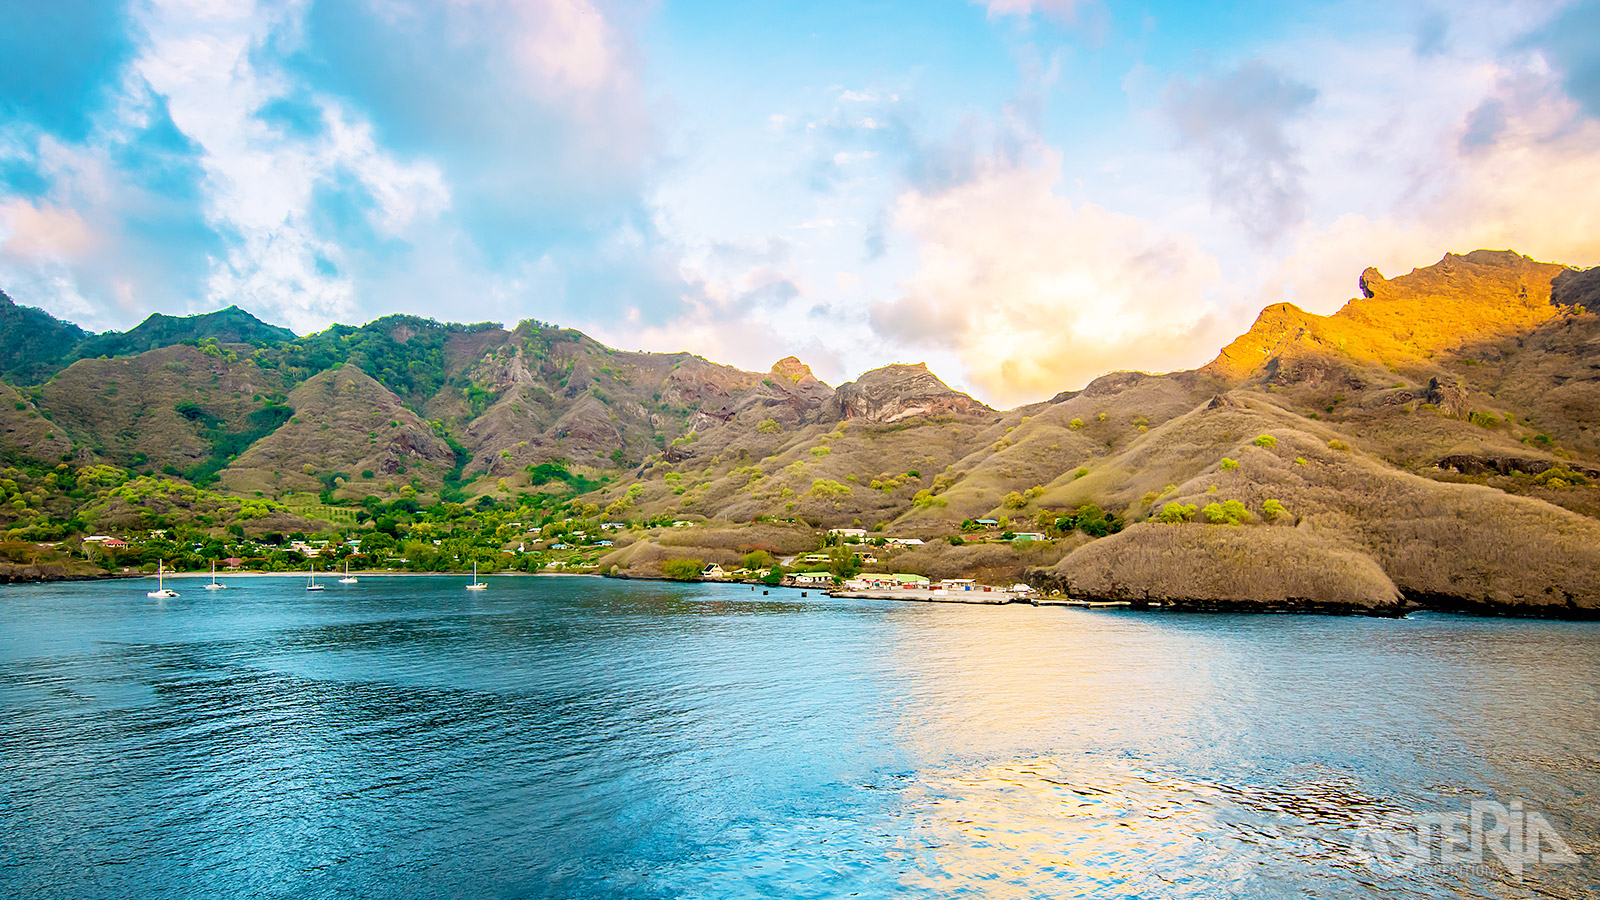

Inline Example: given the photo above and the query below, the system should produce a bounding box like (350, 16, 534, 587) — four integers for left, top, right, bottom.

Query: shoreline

(6, 569, 1600, 620)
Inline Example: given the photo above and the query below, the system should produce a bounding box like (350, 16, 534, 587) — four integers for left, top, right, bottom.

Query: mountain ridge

(1, 248, 1598, 615)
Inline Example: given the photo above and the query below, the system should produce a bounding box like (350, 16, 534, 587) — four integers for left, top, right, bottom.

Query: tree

(743, 549, 774, 569)
(661, 558, 703, 580)
(1074, 503, 1114, 537)
(828, 544, 860, 580)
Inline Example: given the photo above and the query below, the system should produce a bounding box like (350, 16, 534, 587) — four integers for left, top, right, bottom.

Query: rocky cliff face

(826, 363, 994, 424)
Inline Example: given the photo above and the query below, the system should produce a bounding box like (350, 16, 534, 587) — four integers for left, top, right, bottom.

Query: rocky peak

(1358, 267, 1386, 299)
(1551, 266, 1600, 310)
(770, 356, 821, 386)
(826, 362, 992, 424)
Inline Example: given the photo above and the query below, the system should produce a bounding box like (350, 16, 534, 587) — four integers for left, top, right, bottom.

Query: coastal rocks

(826, 363, 993, 424)
(0, 562, 91, 584)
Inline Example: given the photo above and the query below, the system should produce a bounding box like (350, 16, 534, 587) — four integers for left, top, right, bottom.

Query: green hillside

(1, 250, 1598, 615)
(0, 290, 89, 383)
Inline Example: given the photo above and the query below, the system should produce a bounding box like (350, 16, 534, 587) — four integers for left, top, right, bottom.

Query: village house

(846, 573, 931, 590)
(701, 563, 726, 579)
(791, 571, 833, 586)
(828, 527, 868, 539)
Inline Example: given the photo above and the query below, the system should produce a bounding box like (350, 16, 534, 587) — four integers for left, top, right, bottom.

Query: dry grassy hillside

(1029, 393, 1600, 613)
(0, 381, 75, 462)
(4, 247, 1597, 615)
(432, 322, 764, 490)
(39, 345, 287, 473)
(219, 364, 457, 498)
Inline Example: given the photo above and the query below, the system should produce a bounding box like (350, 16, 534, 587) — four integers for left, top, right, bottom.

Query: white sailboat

(466, 561, 487, 591)
(204, 560, 227, 590)
(147, 560, 179, 598)
(306, 561, 325, 592)
(338, 560, 358, 584)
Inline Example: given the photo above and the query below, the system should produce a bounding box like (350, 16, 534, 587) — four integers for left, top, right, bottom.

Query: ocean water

(0, 575, 1595, 899)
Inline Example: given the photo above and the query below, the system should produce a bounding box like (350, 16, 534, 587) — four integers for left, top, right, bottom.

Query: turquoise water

(1, 576, 1596, 899)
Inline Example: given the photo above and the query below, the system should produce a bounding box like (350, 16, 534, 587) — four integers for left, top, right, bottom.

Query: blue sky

(2, 0, 1598, 405)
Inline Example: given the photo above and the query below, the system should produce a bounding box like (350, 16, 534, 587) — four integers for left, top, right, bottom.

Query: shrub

(1069, 418, 1085, 430)
(809, 479, 851, 499)
(1328, 439, 1350, 451)
(1535, 467, 1588, 487)
(1002, 490, 1028, 509)
(1156, 503, 1197, 523)
(1294, 457, 1308, 466)
(1202, 499, 1252, 526)
(810, 446, 831, 457)
(1220, 458, 1239, 470)
(1254, 434, 1278, 448)
(661, 558, 703, 580)
(1262, 499, 1288, 521)
(757, 418, 781, 434)
(1074, 467, 1089, 479)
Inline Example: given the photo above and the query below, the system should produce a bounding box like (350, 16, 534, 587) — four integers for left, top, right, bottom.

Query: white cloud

(131, 0, 449, 332)
(980, 0, 1084, 21)
(1243, 28, 1600, 313)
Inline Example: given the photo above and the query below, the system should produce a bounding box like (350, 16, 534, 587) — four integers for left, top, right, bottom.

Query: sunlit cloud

(0, 0, 1596, 408)
(871, 146, 1224, 406)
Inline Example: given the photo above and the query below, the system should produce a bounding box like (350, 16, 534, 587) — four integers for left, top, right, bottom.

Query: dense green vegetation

(74, 306, 295, 360)
(272, 315, 501, 405)
(0, 290, 89, 382)
(173, 399, 295, 486)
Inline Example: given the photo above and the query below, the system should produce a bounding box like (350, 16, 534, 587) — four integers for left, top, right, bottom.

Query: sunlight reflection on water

(1, 578, 1596, 899)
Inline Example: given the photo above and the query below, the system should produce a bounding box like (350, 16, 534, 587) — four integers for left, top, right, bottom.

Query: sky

(2, 0, 1599, 407)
